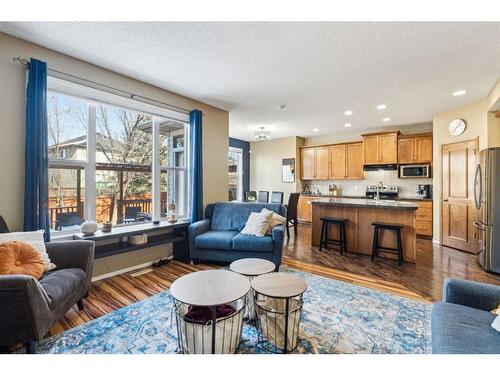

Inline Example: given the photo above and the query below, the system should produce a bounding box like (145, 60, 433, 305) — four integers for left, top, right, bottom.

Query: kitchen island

(311, 198, 418, 263)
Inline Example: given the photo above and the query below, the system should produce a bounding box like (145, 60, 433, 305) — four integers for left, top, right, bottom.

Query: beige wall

(250, 136, 304, 202)
(432, 79, 500, 242)
(0, 32, 229, 231)
(304, 123, 432, 146)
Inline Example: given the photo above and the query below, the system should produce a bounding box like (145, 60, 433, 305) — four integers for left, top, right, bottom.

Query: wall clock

(448, 118, 467, 136)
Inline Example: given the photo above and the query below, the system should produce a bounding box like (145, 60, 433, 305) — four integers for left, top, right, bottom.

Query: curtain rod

(12, 57, 191, 114)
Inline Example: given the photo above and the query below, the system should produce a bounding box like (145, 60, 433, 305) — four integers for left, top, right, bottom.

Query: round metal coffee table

(230, 258, 276, 320)
(230, 258, 276, 276)
(251, 272, 307, 354)
(170, 270, 250, 354)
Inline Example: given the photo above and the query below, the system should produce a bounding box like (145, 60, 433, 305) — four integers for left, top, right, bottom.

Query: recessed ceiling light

(377, 104, 387, 110)
(312, 128, 319, 132)
(344, 123, 352, 127)
(382, 117, 391, 122)
(453, 90, 466, 96)
(344, 110, 353, 116)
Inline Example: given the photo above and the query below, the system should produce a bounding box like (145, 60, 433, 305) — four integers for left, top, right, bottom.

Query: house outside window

(47, 79, 189, 233)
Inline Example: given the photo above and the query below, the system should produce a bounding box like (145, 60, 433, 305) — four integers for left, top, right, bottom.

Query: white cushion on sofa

(241, 211, 273, 237)
(493, 315, 500, 332)
(0, 231, 56, 272)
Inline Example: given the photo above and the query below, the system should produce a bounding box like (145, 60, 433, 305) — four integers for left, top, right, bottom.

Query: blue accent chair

(188, 202, 286, 269)
(432, 278, 500, 354)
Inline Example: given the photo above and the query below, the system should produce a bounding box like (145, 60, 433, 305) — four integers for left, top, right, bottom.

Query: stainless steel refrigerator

(473, 147, 500, 273)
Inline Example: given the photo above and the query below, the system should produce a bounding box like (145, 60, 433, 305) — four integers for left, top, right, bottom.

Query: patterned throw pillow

(0, 240, 45, 279)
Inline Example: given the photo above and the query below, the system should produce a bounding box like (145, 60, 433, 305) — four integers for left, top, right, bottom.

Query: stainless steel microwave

(399, 164, 431, 178)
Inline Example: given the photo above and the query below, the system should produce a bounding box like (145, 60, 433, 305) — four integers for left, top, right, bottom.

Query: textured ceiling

(1, 22, 500, 141)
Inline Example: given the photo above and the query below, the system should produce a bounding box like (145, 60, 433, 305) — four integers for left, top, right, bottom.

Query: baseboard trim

(91, 261, 154, 282)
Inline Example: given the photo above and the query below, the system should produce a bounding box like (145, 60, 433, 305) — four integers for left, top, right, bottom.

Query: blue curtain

(24, 58, 50, 241)
(189, 109, 203, 223)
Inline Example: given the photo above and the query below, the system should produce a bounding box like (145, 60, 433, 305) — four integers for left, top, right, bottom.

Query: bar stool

(371, 222, 404, 266)
(319, 217, 347, 255)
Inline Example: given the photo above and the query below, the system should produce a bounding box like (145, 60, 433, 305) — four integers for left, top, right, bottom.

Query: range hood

(363, 164, 398, 171)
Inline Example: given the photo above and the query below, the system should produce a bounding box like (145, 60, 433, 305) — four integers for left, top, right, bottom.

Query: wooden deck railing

(49, 199, 169, 229)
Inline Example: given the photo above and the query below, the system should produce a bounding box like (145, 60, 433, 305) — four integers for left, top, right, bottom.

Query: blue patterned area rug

(36, 269, 432, 354)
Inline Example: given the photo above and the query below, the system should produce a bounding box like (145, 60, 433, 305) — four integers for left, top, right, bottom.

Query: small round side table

(230, 258, 276, 320)
(251, 272, 307, 354)
(170, 270, 250, 354)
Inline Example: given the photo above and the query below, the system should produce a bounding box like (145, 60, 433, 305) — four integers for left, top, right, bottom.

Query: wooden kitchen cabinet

(362, 135, 380, 164)
(315, 147, 330, 179)
(300, 146, 330, 180)
(362, 131, 399, 165)
(345, 142, 364, 179)
(297, 195, 312, 222)
(398, 138, 415, 164)
(415, 135, 433, 163)
(398, 133, 432, 164)
(300, 148, 315, 179)
(329, 144, 346, 179)
(415, 200, 433, 236)
(329, 142, 364, 179)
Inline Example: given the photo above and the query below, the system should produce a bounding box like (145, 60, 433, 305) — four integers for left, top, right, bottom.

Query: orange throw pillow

(0, 240, 45, 279)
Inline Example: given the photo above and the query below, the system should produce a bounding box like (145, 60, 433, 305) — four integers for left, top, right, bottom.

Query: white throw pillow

(261, 208, 286, 234)
(241, 211, 273, 237)
(492, 315, 500, 333)
(0, 231, 56, 272)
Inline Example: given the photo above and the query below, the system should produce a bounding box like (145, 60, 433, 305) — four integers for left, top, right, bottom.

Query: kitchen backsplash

(303, 170, 432, 199)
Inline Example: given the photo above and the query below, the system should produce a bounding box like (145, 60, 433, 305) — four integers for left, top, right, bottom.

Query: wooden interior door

(301, 148, 315, 179)
(329, 145, 346, 179)
(441, 139, 479, 253)
(315, 147, 330, 179)
(345, 142, 364, 179)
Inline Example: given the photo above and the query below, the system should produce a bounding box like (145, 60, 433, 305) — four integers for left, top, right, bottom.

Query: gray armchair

(0, 240, 95, 353)
(432, 278, 500, 354)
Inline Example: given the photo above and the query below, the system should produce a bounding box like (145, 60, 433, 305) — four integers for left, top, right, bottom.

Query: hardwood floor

(48, 261, 217, 336)
(284, 223, 500, 301)
(35, 223, 499, 344)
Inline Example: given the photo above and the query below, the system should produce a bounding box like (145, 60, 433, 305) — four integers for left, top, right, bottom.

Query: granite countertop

(311, 197, 418, 210)
(301, 193, 432, 202)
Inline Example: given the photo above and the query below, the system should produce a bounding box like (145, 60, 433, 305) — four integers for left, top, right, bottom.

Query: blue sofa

(432, 278, 500, 354)
(188, 202, 286, 269)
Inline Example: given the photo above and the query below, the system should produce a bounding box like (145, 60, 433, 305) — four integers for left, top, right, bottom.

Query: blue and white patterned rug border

(36, 267, 432, 354)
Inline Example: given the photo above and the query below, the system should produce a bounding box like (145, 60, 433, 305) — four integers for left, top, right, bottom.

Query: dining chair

(270, 191, 284, 204)
(244, 191, 257, 202)
(257, 191, 269, 203)
(285, 193, 300, 237)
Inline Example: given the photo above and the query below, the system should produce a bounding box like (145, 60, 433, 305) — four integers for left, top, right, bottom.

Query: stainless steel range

(365, 185, 399, 200)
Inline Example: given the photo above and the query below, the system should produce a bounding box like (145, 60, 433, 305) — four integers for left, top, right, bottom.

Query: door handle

(473, 220, 486, 230)
(472, 220, 484, 230)
(442, 199, 448, 202)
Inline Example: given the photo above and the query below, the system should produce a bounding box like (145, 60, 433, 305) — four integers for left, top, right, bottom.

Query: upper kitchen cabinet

(300, 146, 330, 180)
(362, 131, 399, 165)
(330, 142, 364, 179)
(329, 144, 346, 179)
(315, 146, 330, 179)
(345, 142, 364, 179)
(398, 133, 433, 164)
(301, 147, 316, 179)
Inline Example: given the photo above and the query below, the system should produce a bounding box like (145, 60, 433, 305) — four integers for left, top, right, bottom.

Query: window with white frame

(47, 79, 189, 233)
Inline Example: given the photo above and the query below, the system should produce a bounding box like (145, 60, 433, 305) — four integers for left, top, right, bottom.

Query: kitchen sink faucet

(375, 181, 384, 200)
